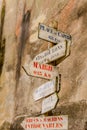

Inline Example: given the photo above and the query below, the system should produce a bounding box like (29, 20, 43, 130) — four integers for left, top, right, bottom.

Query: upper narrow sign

(41, 93, 58, 114)
(38, 23, 72, 44)
(33, 77, 58, 101)
(33, 41, 67, 64)
(23, 61, 58, 80)
(21, 115, 68, 130)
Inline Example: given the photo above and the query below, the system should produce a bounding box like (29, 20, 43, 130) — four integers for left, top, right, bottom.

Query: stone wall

(0, 0, 87, 130)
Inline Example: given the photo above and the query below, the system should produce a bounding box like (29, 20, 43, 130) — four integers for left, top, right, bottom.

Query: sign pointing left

(33, 77, 58, 101)
(23, 61, 58, 80)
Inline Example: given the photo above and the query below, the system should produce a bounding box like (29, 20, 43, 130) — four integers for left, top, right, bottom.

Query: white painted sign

(23, 61, 58, 80)
(41, 93, 58, 114)
(21, 115, 68, 130)
(33, 77, 58, 101)
(33, 41, 67, 64)
(38, 23, 71, 44)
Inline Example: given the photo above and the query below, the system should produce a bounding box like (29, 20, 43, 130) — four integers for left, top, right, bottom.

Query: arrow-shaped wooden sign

(33, 77, 59, 101)
(23, 61, 58, 80)
(33, 41, 67, 63)
(38, 23, 72, 44)
(33, 41, 67, 64)
(41, 93, 58, 114)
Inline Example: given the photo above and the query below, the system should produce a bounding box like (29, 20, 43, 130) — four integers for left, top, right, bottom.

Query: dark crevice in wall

(0, 0, 5, 75)
(85, 122, 87, 130)
(16, 10, 31, 86)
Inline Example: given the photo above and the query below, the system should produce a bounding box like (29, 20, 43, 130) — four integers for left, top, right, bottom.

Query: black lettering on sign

(39, 24, 45, 30)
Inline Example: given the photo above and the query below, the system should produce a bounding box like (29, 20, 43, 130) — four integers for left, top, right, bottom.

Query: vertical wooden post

(44, 21, 58, 117)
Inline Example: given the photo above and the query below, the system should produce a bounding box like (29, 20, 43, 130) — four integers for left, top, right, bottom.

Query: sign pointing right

(33, 41, 67, 64)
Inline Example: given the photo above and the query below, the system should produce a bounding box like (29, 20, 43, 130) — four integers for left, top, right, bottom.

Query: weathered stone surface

(0, 0, 17, 126)
(53, 100, 87, 130)
(0, 0, 87, 130)
(0, 121, 11, 130)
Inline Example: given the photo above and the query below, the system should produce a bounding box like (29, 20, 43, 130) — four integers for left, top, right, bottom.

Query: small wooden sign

(21, 115, 68, 130)
(23, 61, 58, 80)
(33, 41, 67, 64)
(33, 77, 59, 101)
(41, 93, 58, 114)
(38, 23, 71, 44)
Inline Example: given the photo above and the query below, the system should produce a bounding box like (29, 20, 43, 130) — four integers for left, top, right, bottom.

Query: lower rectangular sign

(21, 115, 68, 130)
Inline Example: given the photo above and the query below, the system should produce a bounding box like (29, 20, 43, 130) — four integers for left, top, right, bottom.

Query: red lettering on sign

(44, 73, 48, 77)
(56, 123, 63, 128)
(48, 74, 51, 78)
(33, 62, 52, 71)
(57, 117, 63, 121)
(52, 117, 57, 121)
(35, 118, 39, 122)
(33, 62, 38, 68)
(33, 71, 42, 76)
(26, 118, 33, 122)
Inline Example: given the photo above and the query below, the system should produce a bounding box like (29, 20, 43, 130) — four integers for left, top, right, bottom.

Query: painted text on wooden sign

(33, 77, 58, 101)
(33, 41, 67, 64)
(23, 61, 58, 79)
(21, 115, 68, 130)
(38, 23, 71, 44)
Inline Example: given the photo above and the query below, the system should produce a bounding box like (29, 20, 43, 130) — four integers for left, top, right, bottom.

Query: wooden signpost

(38, 23, 71, 44)
(23, 61, 58, 80)
(41, 93, 58, 114)
(33, 77, 59, 101)
(33, 41, 67, 64)
(23, 22, 72, 117)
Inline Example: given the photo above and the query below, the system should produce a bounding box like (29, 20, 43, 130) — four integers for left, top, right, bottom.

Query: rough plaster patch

(70, 17, 83, 36)
(24, 54, 32, 65)
(29, 31, 38, 43)
(69, 70, 87, 102)
(29, 12, 47, 43)
(31, 13, 46, 31)
(0, 0, 2, 7)
(69, 85, 87, 102)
